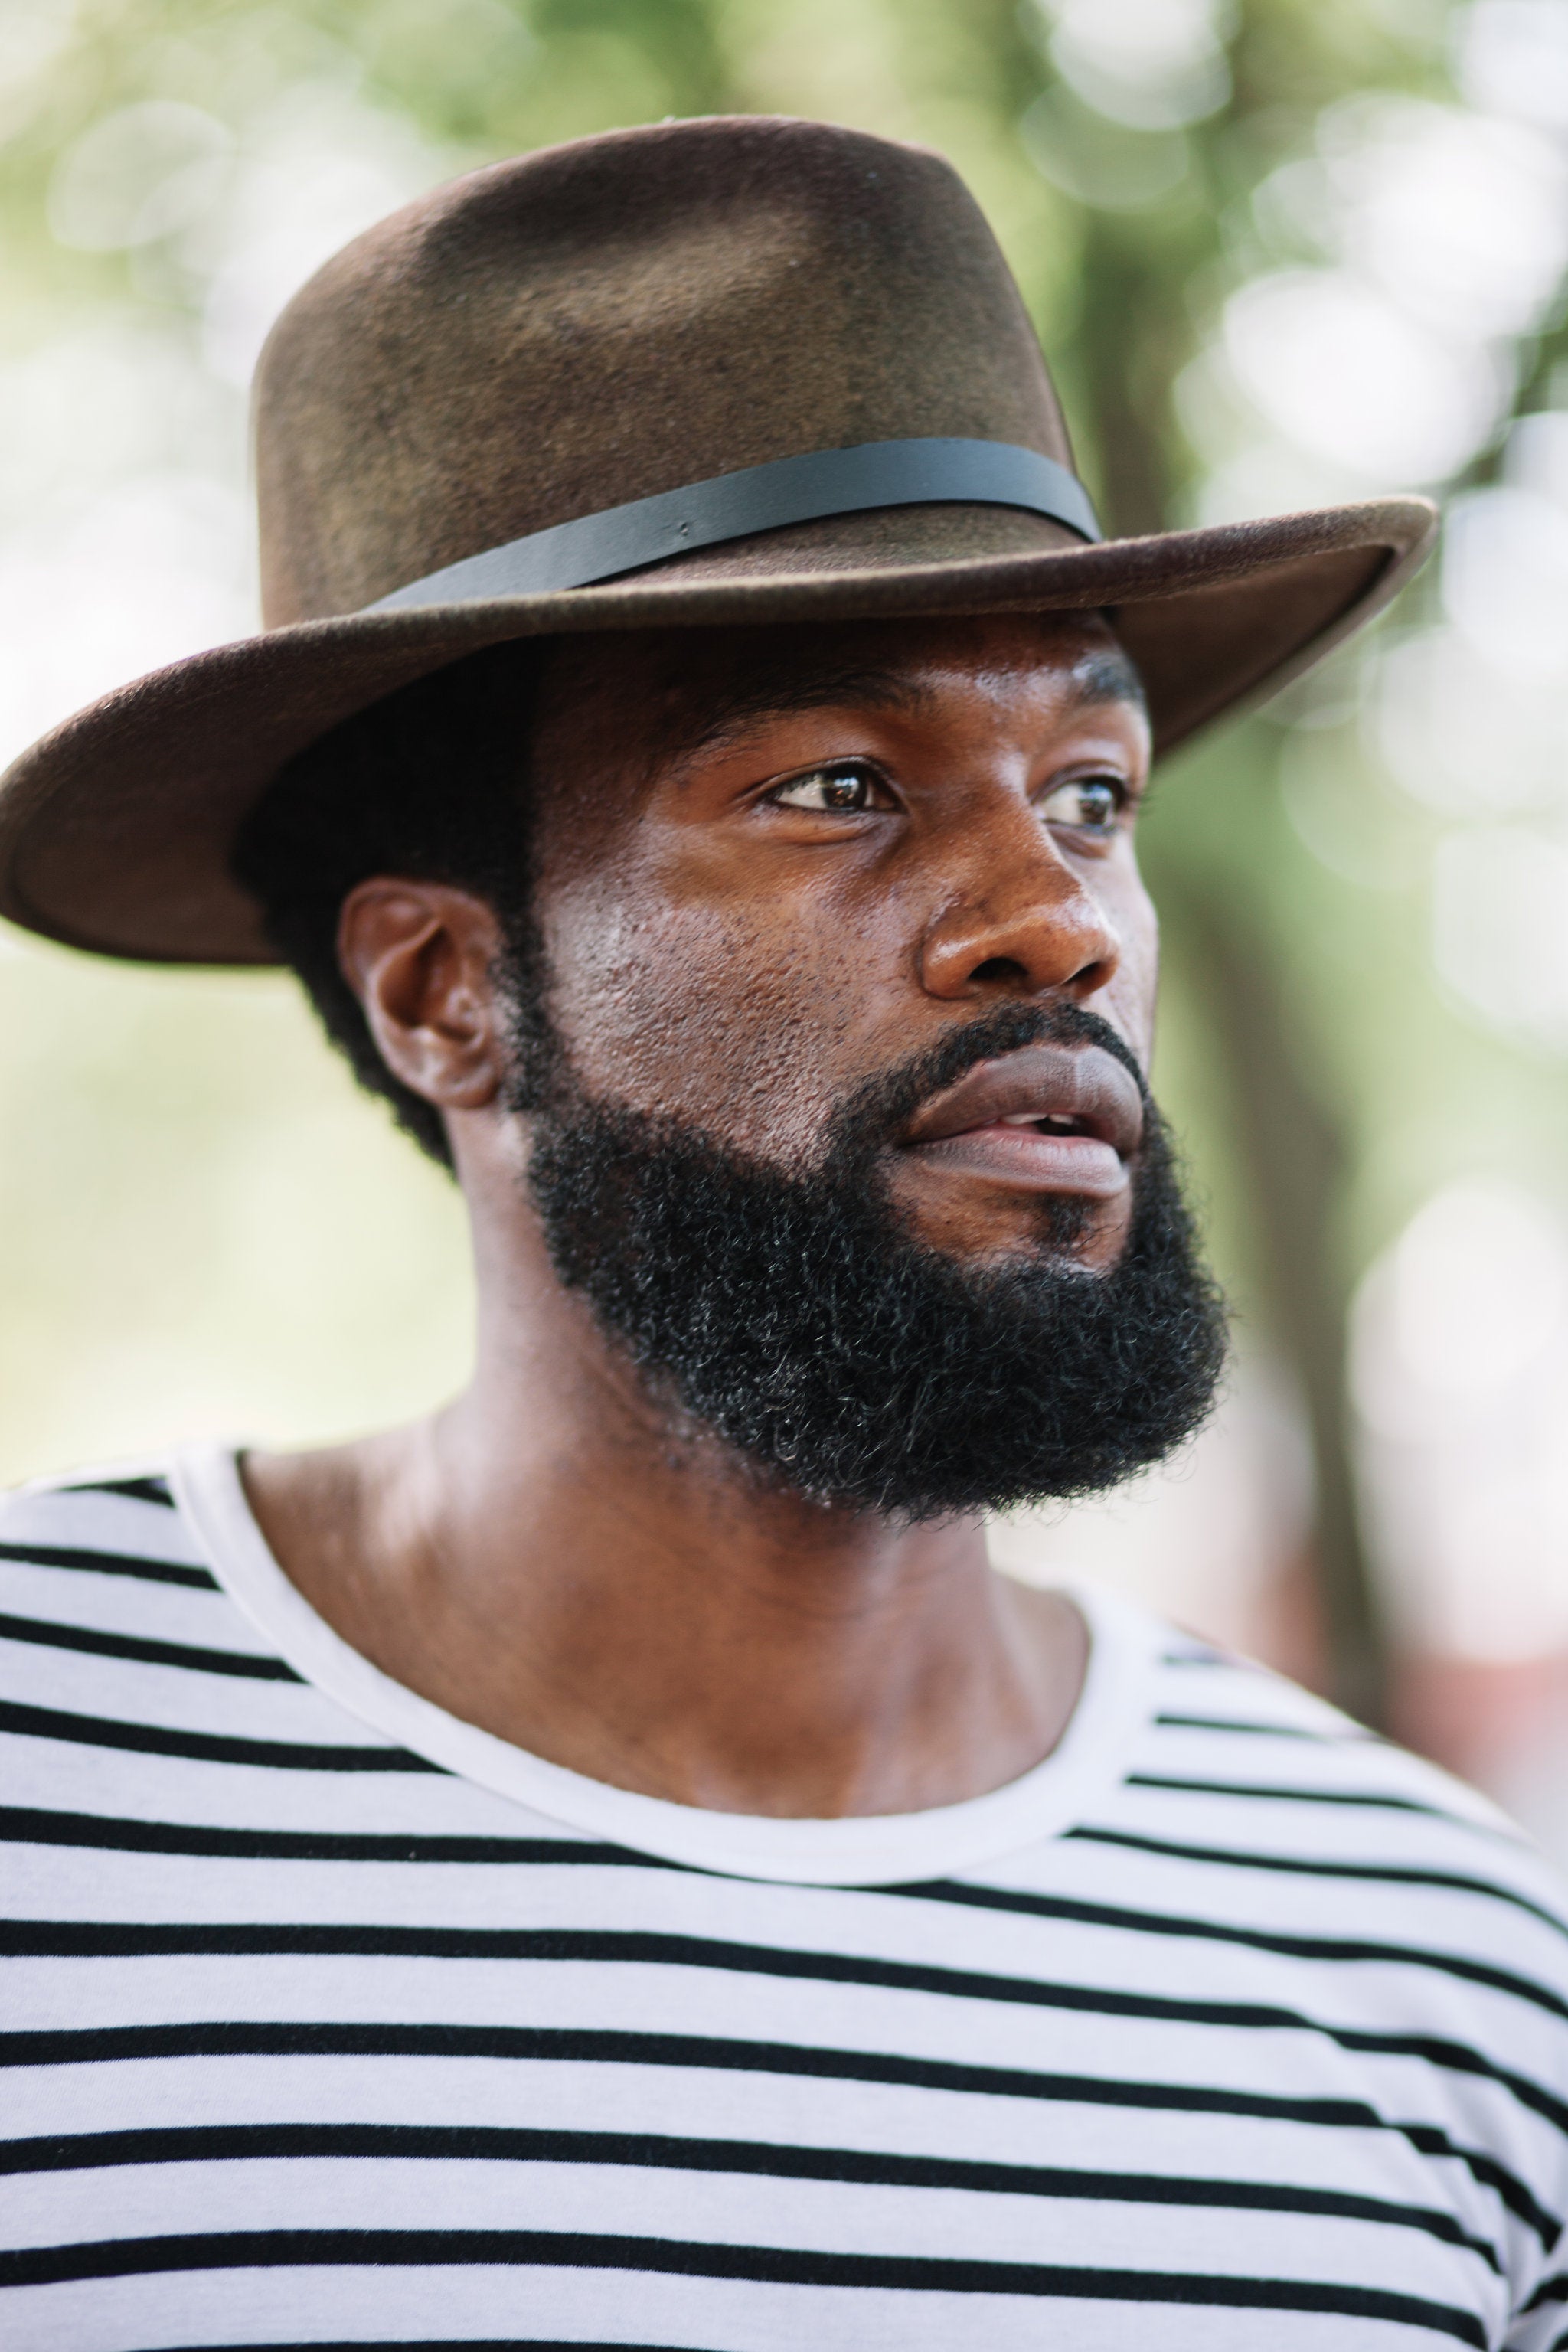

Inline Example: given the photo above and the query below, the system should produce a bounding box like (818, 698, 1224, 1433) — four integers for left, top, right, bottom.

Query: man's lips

(899, 1042, 1144, 1198)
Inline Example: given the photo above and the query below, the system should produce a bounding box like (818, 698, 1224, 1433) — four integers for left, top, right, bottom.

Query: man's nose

(916, 804, 1122, 1002)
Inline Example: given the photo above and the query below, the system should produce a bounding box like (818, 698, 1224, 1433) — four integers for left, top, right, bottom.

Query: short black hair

(231, 643, 541, 1171)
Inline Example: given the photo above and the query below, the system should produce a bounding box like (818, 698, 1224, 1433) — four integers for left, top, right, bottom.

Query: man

(1, 114, 1563, 2350)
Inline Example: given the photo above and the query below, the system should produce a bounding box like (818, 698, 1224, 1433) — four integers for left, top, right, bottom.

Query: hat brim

(0, 495, 1435, 965)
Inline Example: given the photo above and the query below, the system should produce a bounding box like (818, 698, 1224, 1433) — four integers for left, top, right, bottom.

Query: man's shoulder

(1122, 1621, 1568, 1964)
(0, 1455, 212, 1578)
(0, 1452, 288, 1700)
(1138, 1623, 1536, 1841)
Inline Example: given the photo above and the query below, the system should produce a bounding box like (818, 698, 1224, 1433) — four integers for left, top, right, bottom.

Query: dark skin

(244, 610, 1157, 1818)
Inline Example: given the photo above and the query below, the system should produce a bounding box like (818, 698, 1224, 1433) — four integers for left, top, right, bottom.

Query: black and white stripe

(4, 1457, 1567, 2350)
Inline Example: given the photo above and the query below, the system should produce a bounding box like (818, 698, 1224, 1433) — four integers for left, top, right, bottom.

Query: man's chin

(885, 1163, 1127, 1272)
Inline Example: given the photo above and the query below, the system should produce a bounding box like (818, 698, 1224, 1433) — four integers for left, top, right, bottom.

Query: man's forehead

(620, 613, 1147, 763)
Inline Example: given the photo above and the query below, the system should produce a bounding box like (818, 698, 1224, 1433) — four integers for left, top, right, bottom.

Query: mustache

(832, 999, 1150, 1155)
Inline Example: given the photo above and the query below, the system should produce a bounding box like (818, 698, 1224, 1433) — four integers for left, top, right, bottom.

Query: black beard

(518, 1000, 1228, 1520)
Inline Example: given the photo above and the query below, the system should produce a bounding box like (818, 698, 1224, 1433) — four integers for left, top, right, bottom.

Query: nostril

(969, 956, 1029, 987)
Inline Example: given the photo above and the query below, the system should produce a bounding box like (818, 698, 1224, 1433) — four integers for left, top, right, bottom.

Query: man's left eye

(770, 763, 880, 812)
(1039, 776, 1122, 831)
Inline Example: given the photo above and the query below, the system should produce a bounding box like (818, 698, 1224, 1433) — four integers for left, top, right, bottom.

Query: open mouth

(899, 1043, 1143, 1200)
(999, 1110, 1096, 1136)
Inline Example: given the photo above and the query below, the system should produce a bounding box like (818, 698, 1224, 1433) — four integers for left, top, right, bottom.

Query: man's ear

(337, 880, 508, 1113)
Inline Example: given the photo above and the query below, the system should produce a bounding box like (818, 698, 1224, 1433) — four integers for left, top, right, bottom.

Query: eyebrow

(658, 637, 1148, 768)
(662, 665, 930, 763)
(1073, 645, 1148, 716)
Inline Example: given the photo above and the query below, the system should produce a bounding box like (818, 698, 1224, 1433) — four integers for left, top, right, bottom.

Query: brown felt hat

(0, 113, 1436, 965)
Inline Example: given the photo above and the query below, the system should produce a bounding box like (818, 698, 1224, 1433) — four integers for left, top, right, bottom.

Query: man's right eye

(769, 763, 881, 812)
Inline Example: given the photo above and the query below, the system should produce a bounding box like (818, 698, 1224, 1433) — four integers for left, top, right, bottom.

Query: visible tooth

(1001, 1111, 1044, 1125)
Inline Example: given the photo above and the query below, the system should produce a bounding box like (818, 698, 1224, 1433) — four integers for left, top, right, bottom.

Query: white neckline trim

(172, 1441, 1161, 1886)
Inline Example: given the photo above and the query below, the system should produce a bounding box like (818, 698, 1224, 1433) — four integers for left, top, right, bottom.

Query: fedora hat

(0, 113, 1435, 965)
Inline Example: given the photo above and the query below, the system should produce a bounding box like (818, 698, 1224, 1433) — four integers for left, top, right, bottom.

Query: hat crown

(254, 116, 1075, 626)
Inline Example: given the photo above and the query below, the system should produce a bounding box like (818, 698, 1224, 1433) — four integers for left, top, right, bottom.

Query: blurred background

(2, 0, 1567, 1850)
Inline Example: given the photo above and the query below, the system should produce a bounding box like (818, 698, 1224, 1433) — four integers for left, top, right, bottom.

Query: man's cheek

(541, 890, 858, 1152)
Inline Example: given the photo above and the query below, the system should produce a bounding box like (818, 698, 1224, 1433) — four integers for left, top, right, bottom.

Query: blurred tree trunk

(1156, 875, 1391, 1725)
(1073, 219, 1174, 540)
(1075, 213, 1390, 1725)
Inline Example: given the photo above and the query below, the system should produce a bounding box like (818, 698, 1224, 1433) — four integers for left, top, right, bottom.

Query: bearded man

(2, 116, 1565, 2352)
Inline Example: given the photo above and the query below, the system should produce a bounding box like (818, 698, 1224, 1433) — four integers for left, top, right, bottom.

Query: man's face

(523, 612, 1157, 1277)
(475, 609, 1222, 1517)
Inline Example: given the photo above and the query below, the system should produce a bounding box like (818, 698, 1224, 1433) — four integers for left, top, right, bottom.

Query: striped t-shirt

(5, 1449, 1568, 2350)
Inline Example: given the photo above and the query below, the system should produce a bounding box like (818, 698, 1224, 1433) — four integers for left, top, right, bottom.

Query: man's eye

(770, 763, 880, 812)
(1039, 776, 1123, 832)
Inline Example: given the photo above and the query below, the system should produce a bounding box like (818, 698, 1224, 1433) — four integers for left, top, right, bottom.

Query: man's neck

(241, 1195, 1088, 1819)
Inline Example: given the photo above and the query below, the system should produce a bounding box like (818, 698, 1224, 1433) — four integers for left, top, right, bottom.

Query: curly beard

(517, 998, 1228, 1521)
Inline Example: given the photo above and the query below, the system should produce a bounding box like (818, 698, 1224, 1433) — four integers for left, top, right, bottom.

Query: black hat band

(366, 437, 1102, 614)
